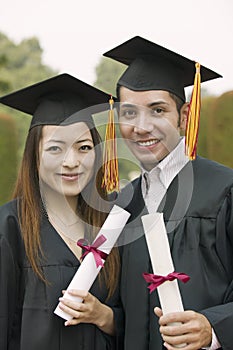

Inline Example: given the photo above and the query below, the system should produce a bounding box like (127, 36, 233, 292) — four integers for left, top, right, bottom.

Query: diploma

(142, 213, 189, 348)
(54, 205, 130, 320)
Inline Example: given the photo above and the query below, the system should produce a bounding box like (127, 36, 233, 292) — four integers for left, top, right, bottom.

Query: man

(104, 36, 233, 349)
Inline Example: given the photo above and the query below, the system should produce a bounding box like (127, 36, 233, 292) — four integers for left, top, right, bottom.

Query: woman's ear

(179, 102, 189, 132)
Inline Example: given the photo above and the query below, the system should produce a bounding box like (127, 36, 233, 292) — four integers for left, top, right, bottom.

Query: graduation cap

(0, 73, 119, 192)
(0, 73, 112, 129)
(103, 35, 222, 160)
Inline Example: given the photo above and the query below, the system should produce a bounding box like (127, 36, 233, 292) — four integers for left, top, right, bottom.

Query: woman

(0, 74, 122, 350)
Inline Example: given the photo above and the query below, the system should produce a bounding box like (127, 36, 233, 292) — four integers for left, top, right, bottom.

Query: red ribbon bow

(142, 271, 190, 293)
(77, 235, 108, 268)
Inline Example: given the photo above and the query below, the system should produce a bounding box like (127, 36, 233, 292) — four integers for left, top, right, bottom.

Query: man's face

(118, 87, 187, 171)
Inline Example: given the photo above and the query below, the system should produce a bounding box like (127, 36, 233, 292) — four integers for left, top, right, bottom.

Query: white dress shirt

(141, 137, 189, 213)
(140, 137, 221, 350)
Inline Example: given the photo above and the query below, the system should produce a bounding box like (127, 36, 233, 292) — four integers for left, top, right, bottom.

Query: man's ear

(179, 102, 189, 131)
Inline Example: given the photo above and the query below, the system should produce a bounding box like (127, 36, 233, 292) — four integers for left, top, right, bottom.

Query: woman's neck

(44, 191, 85, 246)
(40, 183, 78, 220)
(40, 183, 85, 259)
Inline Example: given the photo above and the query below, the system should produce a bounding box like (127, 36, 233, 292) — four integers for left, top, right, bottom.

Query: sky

(0, 0, 233, 97)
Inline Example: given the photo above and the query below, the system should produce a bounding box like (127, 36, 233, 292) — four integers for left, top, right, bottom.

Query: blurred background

(0, 0, 233, 205)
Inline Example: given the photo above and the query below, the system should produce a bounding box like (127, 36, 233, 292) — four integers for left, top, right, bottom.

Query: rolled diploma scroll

(142, 212, 186, 348)
(54, 205, 130, 320)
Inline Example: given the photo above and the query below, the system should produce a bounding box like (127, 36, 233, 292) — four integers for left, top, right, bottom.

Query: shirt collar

(141, 137, 190, 190)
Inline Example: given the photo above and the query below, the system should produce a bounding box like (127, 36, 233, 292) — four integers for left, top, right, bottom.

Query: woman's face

(39, 122, 96, 200)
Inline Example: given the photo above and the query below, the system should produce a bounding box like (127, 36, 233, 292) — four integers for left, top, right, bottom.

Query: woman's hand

(58, 289, 115, 335)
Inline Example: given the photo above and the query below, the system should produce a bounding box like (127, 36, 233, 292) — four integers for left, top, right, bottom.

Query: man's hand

(154, 307, 212, 349)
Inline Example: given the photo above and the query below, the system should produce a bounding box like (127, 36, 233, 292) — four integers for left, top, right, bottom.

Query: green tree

(0, 32, 57, 158)
(0, 33, 56, 93)
(94, 57, 126, 96)
(0, 113, 17, 205)
(207, 91, 233, 168)
(197, 95, 216, 158)
(0, 31, 57, 202)
(0, 53, 11, 92)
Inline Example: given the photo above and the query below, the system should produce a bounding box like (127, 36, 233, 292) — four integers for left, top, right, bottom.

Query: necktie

(144, 168, 166, 213)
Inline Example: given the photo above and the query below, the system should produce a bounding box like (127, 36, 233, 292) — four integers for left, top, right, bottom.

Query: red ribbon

(142, 271, 190, 293)
(77, 235, 108, 268)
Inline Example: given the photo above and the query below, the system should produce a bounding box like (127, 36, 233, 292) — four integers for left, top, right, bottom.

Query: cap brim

(0, 73, 111, 115)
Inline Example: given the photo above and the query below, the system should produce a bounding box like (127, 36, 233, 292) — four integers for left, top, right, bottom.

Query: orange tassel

(185, 62, 201, 160)
(102, 96, 119, 193)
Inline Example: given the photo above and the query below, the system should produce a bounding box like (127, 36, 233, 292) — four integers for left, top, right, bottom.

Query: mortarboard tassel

(185, 62, 201, 160)
(102, 96, 119, 193)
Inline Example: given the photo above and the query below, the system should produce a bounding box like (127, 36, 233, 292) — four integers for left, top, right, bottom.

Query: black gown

(117, 156, 233, 350)
(0, 199, 123, 350)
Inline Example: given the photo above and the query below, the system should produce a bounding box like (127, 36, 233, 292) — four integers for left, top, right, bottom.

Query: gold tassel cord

(185, 62, 201, 160)
(102, 96, 119, 193)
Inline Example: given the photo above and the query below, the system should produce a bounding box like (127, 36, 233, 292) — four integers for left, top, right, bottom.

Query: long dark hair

(13, 123, 120, 298)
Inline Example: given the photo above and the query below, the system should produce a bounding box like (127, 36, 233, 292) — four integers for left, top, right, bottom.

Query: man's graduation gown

(0, 200, 123, 350)
(117, 156, 233, 350)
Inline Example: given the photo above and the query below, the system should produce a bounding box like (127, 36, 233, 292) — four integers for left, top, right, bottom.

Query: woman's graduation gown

(0, 200, 123, 350)
(117, 156, 233, 350)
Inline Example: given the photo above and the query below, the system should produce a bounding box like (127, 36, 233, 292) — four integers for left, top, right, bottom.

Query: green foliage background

(0, 32, 57, 156)
(95, 57, 126, 96)
(0, 114, 17, 204)
(0, 32, 57, 205)
(205, 91, 233, 168)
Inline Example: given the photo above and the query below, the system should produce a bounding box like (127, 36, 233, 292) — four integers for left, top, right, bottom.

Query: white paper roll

(54, 205, 130, 320)
(142, 213, 187, 348)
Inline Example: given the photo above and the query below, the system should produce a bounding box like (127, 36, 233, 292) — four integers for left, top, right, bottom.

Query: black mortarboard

(0, 73, 110, 129)
(103, 35, 222, 101)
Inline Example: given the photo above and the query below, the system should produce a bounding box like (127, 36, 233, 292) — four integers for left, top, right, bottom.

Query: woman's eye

(80, 145, 93, 151)
(46, 146, 61, 152)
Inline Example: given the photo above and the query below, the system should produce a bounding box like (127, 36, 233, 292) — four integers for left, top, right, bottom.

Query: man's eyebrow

(148, 101, 169, 108)
(120, 101, 169, 109)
